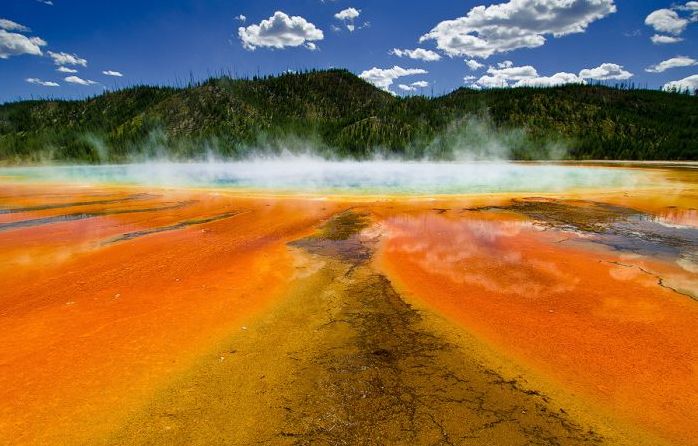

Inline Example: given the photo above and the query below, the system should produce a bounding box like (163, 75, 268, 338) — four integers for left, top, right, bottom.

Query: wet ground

(1, 165, 697, 445)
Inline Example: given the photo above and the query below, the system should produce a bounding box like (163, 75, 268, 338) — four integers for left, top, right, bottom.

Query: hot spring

(0, 160, 660, 194)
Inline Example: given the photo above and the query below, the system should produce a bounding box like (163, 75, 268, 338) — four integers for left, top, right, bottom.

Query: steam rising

(0, 158, 646, 195)
(67, 115, 570, 164)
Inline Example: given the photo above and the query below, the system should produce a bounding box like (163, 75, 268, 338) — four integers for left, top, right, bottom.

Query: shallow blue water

(0, 161, 649, 195)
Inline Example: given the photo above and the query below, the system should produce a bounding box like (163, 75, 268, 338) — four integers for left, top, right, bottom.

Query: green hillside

(0, 69, 696, 163)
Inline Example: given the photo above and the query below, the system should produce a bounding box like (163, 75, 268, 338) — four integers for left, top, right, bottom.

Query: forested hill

(1, 69, 696, 163)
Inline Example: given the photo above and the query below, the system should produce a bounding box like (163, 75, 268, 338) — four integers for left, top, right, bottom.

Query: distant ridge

(0, 69, 696, 163)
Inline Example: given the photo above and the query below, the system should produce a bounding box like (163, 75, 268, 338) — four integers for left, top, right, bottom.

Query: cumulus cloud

(663, 74, 698, 93)
(359, 66, 428, 92)
(239, 11, 323, 50)
(682, 0, 698, 15)
(514, 72, 585, 87)
(645, 9, 689, 35)
(465, 59, 484, 70)
(334, 8, 360, 32)
(651, 34, 683, 44)
(0, 19, 30, 32)
(235, 14, 246, 23)
(397, 80, 430, 92)
(335, 7, 360, 21)
(48, 51, 87, 66)
(390, 48, 441, 61)
(420, 0, 616, 59)
(645, 3, 697, 42)
(26, 77, 58, 87)
(646, 56, 697, 73)
(64, 75, 97, 86)
(475, 63, 585, 88)
(476, 65, 538, 88)
(0, 29, 46, 59)
(474, 61, 636, 88)
(102, 70, 123, 77)
(57, 66, 77, 73)
(579, 63, 633, 80)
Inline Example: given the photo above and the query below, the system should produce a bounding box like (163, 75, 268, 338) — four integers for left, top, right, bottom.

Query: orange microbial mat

(0, 165, 697, 445)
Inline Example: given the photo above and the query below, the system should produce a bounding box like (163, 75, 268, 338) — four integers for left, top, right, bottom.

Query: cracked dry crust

(106, 210, 608, 446)
(279, 211, 604, 446)
(601, 260, 697, 301)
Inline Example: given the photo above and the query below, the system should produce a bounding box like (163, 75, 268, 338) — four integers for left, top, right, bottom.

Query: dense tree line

(0, 69, 696, 163)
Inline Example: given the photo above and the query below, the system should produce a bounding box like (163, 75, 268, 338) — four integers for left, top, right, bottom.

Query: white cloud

(334, 7, 360, 32)
(475, 64, 584, 88)
(465, 59, 484, 70)
(390, 48, 441, 61)
(651, 34, 683, 44)
(420, 0, 616, 59)
(476, 65, 539, 88)
(663, 74, 698, 92)
(497, 60, 514, 68)
(645, 9, 688, 35)
(644, 2, 698, 43)
(239, 11, 324, 50)
(398, 80, 430, 92)
(513, 72, 585, 87)
(57, 66, 77, 73)
(48, 51, 87, 66)
(0, 29, 46, 59)
(646, 56, 697, 73)
(334, 7, 360, 21)
(464, 75, 477, 81)
(579, 63, 633, 80)
(235, 14, 246, 23)
(26, 77, 58, 87)
(36, 0, 54, 5)
(64, 75, 97, 86)
(682, 0, 698, 15)
(0, 19, 30, 32)
(359, 66, 428, 92)
(102, 70, 123, 77)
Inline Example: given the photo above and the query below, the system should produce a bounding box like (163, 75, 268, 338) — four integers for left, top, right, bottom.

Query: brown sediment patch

(102, 210, 249, 244)
(376, 210, 698, 445)
(0, 200, 195, 232)
(465, 197, 641, 232)
(107, 210, 613, 445)
(0, 192, 158, 214)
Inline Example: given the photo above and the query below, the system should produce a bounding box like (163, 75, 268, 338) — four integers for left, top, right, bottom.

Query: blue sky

(1, 0, 697, 102)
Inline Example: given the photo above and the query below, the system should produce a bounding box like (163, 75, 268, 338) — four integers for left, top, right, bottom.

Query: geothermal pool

(0, 162, 697, 445)
(1, 160, 652, 193)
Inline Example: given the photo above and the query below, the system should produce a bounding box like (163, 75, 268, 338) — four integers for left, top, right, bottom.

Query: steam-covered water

(0, 161, 652, 194)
